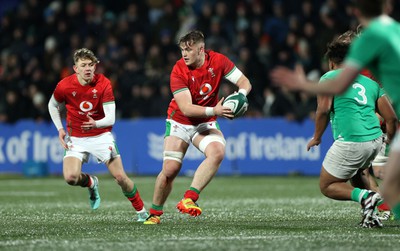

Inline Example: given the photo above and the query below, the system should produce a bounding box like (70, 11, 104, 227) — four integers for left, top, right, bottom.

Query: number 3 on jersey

(352, 83, 367, 105)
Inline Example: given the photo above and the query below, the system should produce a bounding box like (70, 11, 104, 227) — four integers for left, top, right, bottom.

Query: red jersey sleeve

(170, 62, 189, 94)
(101, 76, 115, 103)
(53, 80, 66, 103)
(219, 53, 235, 77)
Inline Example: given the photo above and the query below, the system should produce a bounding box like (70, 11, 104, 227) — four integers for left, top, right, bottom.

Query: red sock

(87, 178, 92, 188)
(378, 202, 391, 211)
(184, 190, 199, 202)
(128, 190, 144, 212)
(149, 208, 163, 216)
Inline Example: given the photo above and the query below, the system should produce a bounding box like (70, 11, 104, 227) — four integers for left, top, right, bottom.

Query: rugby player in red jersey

(48, 48, 148, 221)
(144, 31, 252, 224)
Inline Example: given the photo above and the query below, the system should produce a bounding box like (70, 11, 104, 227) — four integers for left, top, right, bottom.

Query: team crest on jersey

(92, 89, 98, 99)
(80, 101, 93, 112)
(72, 91, 77, 97)
(208, 68, 215, 78)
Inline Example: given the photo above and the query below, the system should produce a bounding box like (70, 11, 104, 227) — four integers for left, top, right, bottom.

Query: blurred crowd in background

(0, 0, 399, 124)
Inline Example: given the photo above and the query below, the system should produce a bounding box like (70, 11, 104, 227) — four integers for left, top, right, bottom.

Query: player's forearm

(377, 95, 398, 143)
(95, 102, 116, 128)
(302, 79, 344, 95)
(235, 75, 252, 96)
(180, 104, 214, 118)
(384, 118, 398, 144)
(303, 67, 358, 95)
(313, 110, 330, 140)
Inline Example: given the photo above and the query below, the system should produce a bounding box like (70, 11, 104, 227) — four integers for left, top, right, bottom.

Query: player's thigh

(63, 156, 83, 179)
(192, 128, 226, 156)
(319, 165, 348, 190)
(372, 165, 385, 179)
(106, 156, 127, 179)
(88, 132, 121, 163)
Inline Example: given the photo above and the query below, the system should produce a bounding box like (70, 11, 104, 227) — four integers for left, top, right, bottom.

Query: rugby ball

(223, 92, 248, 118)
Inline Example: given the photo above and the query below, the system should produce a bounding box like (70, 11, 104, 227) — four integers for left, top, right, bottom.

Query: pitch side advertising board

(0, 118, 333, 176)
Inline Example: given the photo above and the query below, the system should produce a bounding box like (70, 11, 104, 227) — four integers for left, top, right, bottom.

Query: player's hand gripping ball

(223, 92, 248, 118)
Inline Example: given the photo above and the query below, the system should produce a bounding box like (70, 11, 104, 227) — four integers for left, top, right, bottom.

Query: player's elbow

(316, 105, 331, 115)
(110, 117, 116, 126)
(179, 105, 194, 117)
(180, 109, 192, 117)
(246, 83, 252, 94)
(386, 117, 398, 130)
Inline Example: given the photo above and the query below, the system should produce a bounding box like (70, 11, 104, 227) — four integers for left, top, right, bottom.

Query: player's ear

(328, 60, 334, 71)
(73, 65, 78, 73)
(198, 44, 204, 54)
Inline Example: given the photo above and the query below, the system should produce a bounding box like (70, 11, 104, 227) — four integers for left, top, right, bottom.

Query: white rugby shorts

(323, 135, 383, 179)
(65, 132, 120, 163)
(165, 119, 220, 144)
(371, 139, 389, 167)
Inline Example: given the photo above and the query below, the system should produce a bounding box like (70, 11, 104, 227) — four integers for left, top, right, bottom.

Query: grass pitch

(1, 175, 399, 251)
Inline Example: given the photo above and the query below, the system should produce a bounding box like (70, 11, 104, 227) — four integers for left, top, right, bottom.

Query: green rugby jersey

(320, 70, 383, 142)
(345, 15, 400, 117)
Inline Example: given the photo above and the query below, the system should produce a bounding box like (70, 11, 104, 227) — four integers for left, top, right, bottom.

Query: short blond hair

(73, 48, 100, 64)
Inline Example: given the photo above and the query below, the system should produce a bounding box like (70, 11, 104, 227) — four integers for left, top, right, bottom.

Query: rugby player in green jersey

(307, 30, 397, 228)
(271, 0, 400, 222)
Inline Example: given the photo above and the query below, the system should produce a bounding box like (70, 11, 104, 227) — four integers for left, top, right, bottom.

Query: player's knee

(320, 186, 329, 197)
(65, 175, 79, 186)
(208, 144, 225, 163)
(319, 181, 330, 197)
(162, 161, 181, 178)
(113, 173, 127, 186)
(162, 151, 184, 177)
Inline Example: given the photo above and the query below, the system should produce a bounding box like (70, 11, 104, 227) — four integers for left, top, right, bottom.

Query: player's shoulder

(173, 58, 186, 69)
(57, 74, 76, 87)
(364, 16, 396, 38)
(319, 70, 338, 82)
(93, 73, 111, 85)
(172, 59, 189, 75)
(207, 50, 227, 61)
(94, 73, 109, 82)
(356, 73, 379, 87)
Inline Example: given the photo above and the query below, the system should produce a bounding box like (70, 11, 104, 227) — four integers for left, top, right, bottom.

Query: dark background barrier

(0, 118, 333, 176)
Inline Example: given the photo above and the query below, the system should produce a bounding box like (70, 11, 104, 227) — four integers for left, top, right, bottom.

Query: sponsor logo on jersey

(199, 83, 212, 95)
(80, 101, 93, 112)
(199, 83, 213, 101)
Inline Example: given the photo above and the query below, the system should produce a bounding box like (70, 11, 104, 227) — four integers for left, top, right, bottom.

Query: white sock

(137, 207, 146, 214)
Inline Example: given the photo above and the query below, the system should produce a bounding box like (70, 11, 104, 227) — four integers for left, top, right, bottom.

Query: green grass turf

(1, 175, 399, 251)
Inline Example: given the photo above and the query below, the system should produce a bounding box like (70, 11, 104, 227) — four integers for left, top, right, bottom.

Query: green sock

(151, 204, 163, 211)
(123, 184, 137, 198)
(189, 187, 200, 194)
(351, 188, 369, 203)
(392, 203, 400, 220)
